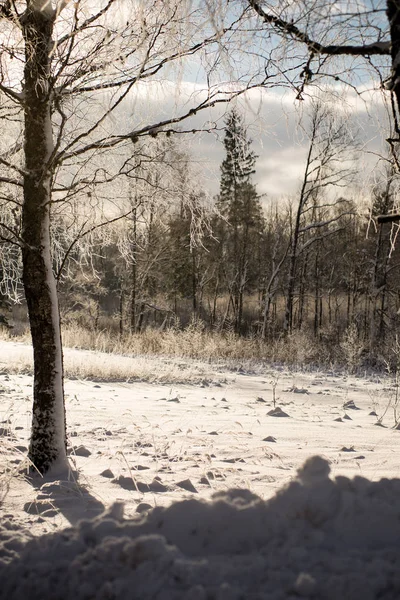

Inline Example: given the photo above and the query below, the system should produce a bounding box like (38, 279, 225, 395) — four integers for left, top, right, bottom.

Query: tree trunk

(192, 251, 197, 317)
(261, 239, 289, 339)
(137, 303, 146, 332)
(387, 0, 400, 115)
(130, 201, 137, 333)
(297, 254, 308, 330)
(313, 253, 320, 337)
(346, 280, 352, 327)
(119, 289, 124, 337)
(211, 275, 220, 327)
(22, 5, 67, 474)
(261, 293, 272, 339)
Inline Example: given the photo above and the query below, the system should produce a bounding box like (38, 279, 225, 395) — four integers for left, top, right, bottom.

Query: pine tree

(217, 109, 264, 333)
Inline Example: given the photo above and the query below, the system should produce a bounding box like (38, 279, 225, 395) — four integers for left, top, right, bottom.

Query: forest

(3, 104, 400, 373)
(1, 0, 400, 474)
(4, 5, 400, 596)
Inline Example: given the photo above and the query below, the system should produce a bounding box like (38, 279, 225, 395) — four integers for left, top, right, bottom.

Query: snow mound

(2, 456, 400, 599)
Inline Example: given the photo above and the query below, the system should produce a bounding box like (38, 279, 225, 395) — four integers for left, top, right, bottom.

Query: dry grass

(61, 322, 268, 361)
(61, 322, 321, 365)
(0, 320, 345, 384)
(0, 330, 223, 384)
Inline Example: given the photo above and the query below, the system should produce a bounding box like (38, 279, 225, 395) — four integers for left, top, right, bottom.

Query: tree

(0, 1, 271, 474)
(217, 109, 264, 333)
(260, 204, 290, 339)
(283, 101, 357, 333)
(368, 171, 400, 350)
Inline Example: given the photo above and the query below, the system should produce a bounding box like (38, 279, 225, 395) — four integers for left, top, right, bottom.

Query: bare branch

(56, 206, 139, 280)
(55, 85, 259, 164)
(247, 0, 390, 57)
(299, 211, 356, 235)
(0, 83, 24, 104)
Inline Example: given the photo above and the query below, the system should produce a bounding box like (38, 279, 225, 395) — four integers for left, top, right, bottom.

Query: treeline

(3, 107, 400, 369)
(55, 187, 400, 363)
(53, 109, 400, 369)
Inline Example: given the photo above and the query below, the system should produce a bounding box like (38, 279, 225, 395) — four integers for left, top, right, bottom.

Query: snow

(1, 340, 400, 598)
(2, 457, 400, 599)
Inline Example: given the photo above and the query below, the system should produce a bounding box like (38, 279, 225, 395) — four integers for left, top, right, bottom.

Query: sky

(0, 0, 393, 211)
(130, 0, 393, 204)
(125, 79, 391, 204)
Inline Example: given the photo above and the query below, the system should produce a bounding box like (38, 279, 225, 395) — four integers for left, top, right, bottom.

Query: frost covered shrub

(341, 323, 365, 373)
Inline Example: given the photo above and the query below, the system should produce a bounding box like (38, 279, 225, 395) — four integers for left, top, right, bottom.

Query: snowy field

(1, 339, 400, 599)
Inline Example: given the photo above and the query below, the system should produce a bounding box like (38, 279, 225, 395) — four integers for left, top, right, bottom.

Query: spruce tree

(217, 109, 264, 333)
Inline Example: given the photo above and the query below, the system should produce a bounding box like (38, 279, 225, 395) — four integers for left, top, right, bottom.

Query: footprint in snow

(112, 476, 168, 493)
(136, 502, 152, 514)
(343, 400, 360, 410)
(176, 479, 198, 493)
(199, 476, 211, 486)
(69, 445, 92, 457)
(134, 441, 153, 448)
(100, 469, 114, 478)
(340, 446, 356, 452)
(24, 500, 58, 518)
(267, 407, 290, 418)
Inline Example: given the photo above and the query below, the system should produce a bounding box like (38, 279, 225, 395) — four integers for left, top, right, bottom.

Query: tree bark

(387, 1, 400, 114)
(22, 4, 67, 474)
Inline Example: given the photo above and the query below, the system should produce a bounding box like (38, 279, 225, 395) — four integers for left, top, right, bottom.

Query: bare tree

(283, 101, 357, 333)
(0, 0, 273, 474)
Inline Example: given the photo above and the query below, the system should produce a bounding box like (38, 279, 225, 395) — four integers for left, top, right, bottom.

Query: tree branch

(0, 83, 24, 104)
(299, 211, 356, 235)
(0, 174, 22, 187)
(247, 0, 390, 57)
(56, 207, 140, 280)
(55, 85, 258, 164)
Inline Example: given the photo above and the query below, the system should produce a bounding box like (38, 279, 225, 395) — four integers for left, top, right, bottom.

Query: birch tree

(0, 0, 272, 474)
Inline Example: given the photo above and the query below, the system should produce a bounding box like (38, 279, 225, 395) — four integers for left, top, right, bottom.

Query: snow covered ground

(1, 339, 400, 599)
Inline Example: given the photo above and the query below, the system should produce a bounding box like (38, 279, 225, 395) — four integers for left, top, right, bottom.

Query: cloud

(116, 78, 391, 200)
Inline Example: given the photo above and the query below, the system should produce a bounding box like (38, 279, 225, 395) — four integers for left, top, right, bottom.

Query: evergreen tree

(216, 109, 264, 333)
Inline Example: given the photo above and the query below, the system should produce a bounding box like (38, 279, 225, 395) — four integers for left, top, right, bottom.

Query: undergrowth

(0, 319, 394, 380)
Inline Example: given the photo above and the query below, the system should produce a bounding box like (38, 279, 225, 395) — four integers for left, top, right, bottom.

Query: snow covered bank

(1, 456, 400, 600)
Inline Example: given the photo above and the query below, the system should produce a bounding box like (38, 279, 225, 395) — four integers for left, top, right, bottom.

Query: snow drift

(1, 456, 400, 600)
